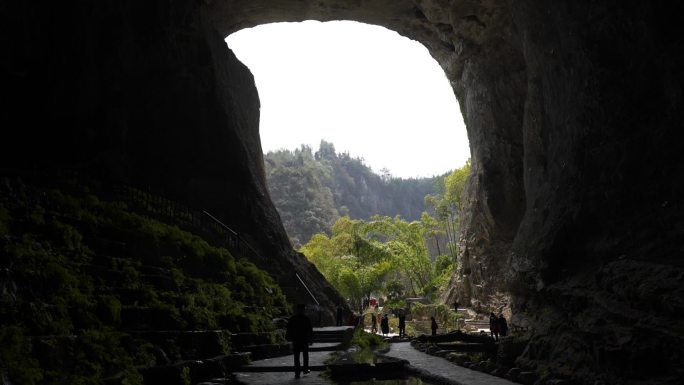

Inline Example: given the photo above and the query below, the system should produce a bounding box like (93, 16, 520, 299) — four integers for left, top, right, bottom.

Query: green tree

(264, 141, 443, 247)
(301, 214, 445, 307)
(424, 160, 471, 261)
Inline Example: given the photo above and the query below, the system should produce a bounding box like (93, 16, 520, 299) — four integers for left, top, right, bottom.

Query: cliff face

(1, 0, 346, 322)
(4, 0, 684, 383)
(507, 3, 684, 382)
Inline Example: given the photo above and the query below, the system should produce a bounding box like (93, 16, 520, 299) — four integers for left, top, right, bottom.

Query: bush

(0, 326, 43, 385)
(0, 178, 290, 382)
(351, 328, 386, 350)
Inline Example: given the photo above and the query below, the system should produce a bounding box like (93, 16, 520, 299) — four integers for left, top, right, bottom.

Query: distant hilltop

(264, 140, 456, 247)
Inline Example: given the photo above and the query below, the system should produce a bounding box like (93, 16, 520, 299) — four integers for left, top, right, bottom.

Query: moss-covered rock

(0, 178, 289, 384)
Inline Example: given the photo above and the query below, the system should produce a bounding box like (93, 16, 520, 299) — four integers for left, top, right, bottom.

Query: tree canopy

(264, 140, 442, 247)
(266, 140, 471, 309)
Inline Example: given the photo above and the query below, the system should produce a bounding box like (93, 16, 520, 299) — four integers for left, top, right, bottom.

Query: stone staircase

(76, 259, 286, 385)
(311, 326, 353, 348)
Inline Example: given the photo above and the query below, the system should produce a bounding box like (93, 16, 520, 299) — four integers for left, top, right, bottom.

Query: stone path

(233, 341, 517, 385)
(233, 350, 334, 385)
(383, 342, 516, 385)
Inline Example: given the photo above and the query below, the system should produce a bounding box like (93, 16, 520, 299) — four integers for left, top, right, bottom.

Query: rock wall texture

(507, 2, 684, 383)
(4, 0, 684, 383)
(1, 1, 346, 323)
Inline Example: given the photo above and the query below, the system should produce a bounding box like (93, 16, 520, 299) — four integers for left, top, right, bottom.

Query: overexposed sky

(226, 20, 470, 178)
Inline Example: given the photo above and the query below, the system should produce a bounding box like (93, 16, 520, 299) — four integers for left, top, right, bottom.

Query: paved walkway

(383, 342, 516, 385)
(233, 342, 516, 385)
(233, 350, 334, 385)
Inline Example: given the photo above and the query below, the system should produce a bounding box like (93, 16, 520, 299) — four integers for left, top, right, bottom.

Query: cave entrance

(225, 20, 470, 180)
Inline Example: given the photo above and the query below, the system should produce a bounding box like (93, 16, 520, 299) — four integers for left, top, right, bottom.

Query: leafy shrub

(97, 295, 122, 325)
(351, 328, 386, 349)
(0, 178, 290, 383)
(0, 326, 43, 385)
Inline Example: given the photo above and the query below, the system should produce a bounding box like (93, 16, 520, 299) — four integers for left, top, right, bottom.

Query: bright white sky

(225, 20, 470, 179)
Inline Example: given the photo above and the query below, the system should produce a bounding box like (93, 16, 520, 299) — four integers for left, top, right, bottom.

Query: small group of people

(289, 304, 410, 379)
(287, 303, 510, 379)
(489, 312, 508, 341)
(369, 310, 408, 337)
(370, 313, 390, 335)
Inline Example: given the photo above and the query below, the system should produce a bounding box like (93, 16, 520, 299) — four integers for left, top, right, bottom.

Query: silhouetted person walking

(286, 304, 313, 378)
(430, 317, 438, 336)
(380, 314, 389, 336)
(371, 313, 377, 334)
(498, 314, 508, 337)
(336, 306, 343, 326)
(398, 313, 406, 337)
(489, 312, 499, 341)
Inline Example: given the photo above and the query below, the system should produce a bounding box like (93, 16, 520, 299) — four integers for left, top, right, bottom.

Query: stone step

(230, 332, 283, 347)
(235, 343, 291, 360)
(311, 326, 354, 348)
(310, 342, 343, 352)
(313, 329, 347, 338)
(311, 336, 344, 342)
(311, 326, 354, 334)
(233, 364, 326, 372)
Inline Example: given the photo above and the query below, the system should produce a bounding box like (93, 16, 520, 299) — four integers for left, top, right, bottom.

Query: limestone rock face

(1, 0, 346, 321)
(4, 0, 684, 383)
(506, 3, 684, 383)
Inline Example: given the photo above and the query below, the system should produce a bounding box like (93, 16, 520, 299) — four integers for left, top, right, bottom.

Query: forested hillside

(264, 141, 443, 247)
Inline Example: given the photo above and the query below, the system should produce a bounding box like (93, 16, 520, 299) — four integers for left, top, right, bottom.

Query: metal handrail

(203, 210, 265, 259)
(202, 210, 320, 306)
(202, 210, 238, 236)
(295, 273, 319, 306)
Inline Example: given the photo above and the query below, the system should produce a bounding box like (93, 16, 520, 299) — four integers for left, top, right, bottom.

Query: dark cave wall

(212, 1, 684, 382)
(508, 1, 684, 382)
(512, 0, 684, 282)
(1, 0, 346, 320)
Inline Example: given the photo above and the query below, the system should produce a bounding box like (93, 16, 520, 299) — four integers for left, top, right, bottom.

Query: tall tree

(424, 160, 471, 262)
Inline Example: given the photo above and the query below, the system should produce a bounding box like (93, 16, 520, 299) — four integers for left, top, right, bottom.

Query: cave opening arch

(207, 1, 528, 308)
(225, 20, 471, 180)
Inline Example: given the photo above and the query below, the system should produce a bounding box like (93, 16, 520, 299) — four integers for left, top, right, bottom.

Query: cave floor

(231, 341, 516, 385)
